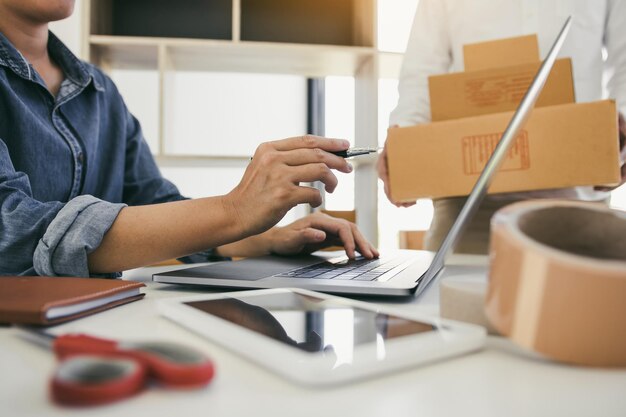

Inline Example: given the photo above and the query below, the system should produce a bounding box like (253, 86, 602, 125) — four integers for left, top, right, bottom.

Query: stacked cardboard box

(387, 35, 621, 202)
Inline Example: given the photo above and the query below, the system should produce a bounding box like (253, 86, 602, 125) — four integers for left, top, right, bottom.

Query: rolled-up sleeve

(33, 195, 126, 278)
(0, 139, 125, 277)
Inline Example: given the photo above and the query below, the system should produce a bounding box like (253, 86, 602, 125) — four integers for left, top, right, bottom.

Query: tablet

(158, 288, 486, 386)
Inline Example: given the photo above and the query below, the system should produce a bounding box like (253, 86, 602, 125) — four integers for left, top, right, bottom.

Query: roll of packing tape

(485, 200, 626, 367)
(440, 277, 500, 335)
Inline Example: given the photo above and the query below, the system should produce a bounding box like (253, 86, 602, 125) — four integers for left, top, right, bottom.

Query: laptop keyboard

(275, 257, 407, 281)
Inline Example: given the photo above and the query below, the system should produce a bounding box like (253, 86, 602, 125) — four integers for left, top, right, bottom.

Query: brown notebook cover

(0, 276, 146, 326)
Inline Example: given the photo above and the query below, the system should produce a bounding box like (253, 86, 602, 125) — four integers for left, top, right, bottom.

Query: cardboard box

(463, 34, 540, 71)
(429, 58, 575, 121)
(387, 100, 621, 202)
(429, 34, 574, 121)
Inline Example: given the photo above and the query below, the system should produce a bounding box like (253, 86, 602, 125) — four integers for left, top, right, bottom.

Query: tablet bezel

(158, 288, 486, 385)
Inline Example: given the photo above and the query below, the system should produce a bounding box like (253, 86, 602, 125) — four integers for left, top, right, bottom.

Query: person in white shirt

(378, 0, 626, 254)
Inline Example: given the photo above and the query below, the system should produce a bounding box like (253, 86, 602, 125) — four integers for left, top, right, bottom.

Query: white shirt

(389, 0, 626, 200)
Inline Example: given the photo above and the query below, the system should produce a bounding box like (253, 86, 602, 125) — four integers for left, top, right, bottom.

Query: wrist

(219, 193, 247, 240)
(213, 227, 277, 258)
(261, 227, 280, 255)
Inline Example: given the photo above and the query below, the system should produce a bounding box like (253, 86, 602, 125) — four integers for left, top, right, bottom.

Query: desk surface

(2, 259, 625, 417)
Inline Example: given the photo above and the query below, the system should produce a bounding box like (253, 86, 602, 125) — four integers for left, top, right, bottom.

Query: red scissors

(20, 329, 215, 406)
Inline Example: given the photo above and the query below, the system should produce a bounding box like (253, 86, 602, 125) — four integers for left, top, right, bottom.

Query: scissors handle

(51, 355, 145, 406)
(54, 334, 214, 387)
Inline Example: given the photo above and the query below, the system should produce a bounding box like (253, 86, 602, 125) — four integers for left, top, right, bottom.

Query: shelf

(90, 36, 376, 77)
(169, 42, 375, 77)
(90, 39, 159, 70)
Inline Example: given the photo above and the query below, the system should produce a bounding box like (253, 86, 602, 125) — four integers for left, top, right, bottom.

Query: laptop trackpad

(176, 255, 325, 281)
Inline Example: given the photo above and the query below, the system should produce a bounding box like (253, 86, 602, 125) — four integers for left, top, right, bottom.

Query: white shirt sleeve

(388, 0, 452, 127)
(605, 0, 626, 117)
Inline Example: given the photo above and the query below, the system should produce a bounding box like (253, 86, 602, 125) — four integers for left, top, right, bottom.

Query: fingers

(382, 163, 415, 207)
(269, 135, 350, 153)
(306, 213, 379, 259)
(594, 160, 625, 191)
(377, 145, 417, 208)
(250, 137, 353, 195)
(297, 227, 328, 246)
(378, 150, 396, 203)
(377, 145, 400, 205)
(287, 186, 324, 208)
(376, 146, 389, 182)
(336, 223, 357, 259)
(281, 148, 353, 174)
(288, 163, 338, 193)
(345, 221, 379, 259)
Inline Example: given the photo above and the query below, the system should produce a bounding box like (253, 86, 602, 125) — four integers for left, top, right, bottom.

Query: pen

(332, 147, 382, 158)
(250, 147, 381, 160)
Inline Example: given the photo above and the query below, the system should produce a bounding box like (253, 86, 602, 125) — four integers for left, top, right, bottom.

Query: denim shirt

(0, 31, 190, 277)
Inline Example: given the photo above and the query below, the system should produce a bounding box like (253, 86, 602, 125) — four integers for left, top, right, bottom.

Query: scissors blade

(15, 326, 57, 350)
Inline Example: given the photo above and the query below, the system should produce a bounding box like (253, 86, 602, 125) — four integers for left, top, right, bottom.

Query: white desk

(2, 260, 625, 417)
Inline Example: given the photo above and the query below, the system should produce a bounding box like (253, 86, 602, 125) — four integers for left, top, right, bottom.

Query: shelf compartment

(90, 0, 232, 40)
(240, 0, 374, 47)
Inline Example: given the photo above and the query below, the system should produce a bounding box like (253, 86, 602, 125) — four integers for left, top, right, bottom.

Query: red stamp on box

(462, 130, 530, 175)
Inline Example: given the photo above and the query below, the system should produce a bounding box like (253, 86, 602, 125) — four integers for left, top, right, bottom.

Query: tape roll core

(485, 200, 626, 367)
(517, 206, 626, 261)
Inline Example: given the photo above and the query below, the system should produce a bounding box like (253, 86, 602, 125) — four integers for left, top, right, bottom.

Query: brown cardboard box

(429, 34, 574, 122)
(463, 34, 539, 71)
(387, 100, 621, 202)
(429, 58, 575, 121)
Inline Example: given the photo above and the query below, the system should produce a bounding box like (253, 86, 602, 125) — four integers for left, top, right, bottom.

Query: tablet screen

(185, 292, 434, 357)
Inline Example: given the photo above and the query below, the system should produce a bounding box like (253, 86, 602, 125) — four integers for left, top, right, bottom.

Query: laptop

(154, 18, 572, 297)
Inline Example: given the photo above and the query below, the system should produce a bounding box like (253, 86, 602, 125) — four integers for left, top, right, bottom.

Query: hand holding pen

(226, 135, 355, 237)
(228, 136, 382, 239)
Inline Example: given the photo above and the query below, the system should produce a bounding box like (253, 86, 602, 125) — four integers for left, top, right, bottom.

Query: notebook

(153, 17, 572, 297)
(0, 276, 145, 325)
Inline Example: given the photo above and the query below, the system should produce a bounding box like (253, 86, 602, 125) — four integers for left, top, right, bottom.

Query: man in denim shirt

(0, 0, 378, 277)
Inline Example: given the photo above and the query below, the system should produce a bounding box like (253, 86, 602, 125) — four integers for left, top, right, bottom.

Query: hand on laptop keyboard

(266, 212, 379, 260)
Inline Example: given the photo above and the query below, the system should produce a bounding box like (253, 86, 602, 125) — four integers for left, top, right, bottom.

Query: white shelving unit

(82, 0, 404, 244)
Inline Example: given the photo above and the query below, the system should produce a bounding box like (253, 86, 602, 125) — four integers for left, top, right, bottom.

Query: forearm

(88, 196, 242, 273)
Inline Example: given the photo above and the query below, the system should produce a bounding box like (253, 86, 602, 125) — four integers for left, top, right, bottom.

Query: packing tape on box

(484, 200, 626, 367)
